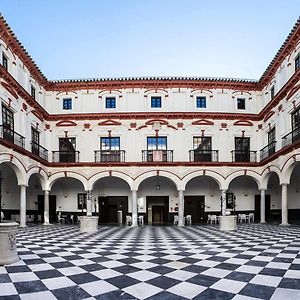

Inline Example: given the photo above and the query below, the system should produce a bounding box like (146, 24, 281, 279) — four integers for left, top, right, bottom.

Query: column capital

(131, 189, 138, 192)
(259, 188, 267, 191)
(18, 184, 28, 188)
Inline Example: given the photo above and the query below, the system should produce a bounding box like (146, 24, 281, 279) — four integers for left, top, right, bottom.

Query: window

(151, 96, 161, 108)
(237, 98, 245, 110)
(58, 137, 76, 162)
(295, 54, 300, 71)
(270, 86, 275, 100)
(196, 96, 206, 108)
(31, 127, 40, 156)
(193, 137, 211, 150)
(31, 85, 36, 100)
(226, 193, 235, 210)
(234, 137, 250, 162)
(2, 104, 14, 130)
(63, 98, 72, 110)
(100, 137, 120, 150)
(105, 97, 116, 109)
(147, 136, 167, 150)
(292, 107, 300, 142)
(268, 127, 276, 144)
(2, 53, 8, 71)
(78, 193, 87, 210)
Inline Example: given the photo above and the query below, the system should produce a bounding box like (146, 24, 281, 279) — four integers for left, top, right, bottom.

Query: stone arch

(281, 155, 300, 185)
(225, 170, 262, 190)
(261, 166, 282, 189)
(48, 171, 88, 191)
(0, 153, 26, 185)
(89, 171, 133, 190)
(182, 170, 225, 190)
(26, 167, 48, 191)
(134, 170, 181, 191)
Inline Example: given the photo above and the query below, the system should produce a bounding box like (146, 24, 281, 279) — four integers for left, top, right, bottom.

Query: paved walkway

(0, 224, 300, 299)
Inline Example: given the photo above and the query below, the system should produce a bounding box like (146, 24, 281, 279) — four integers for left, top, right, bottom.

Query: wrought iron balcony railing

(31, 141, 48, 161)
(231, 150, 257, 162)
(95, 150, 125, 162)
(142, 150, 173, 162)
(282, 127, 300, 148)
(189, 150, 219, 162)
(0, 125, 25, 148)
(52, 151, 80, 163)
(260, 141, 276, 161)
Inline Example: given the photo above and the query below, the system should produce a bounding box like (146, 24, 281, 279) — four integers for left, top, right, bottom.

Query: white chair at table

(248, 213, 254, 223)
(126, 215, 132, 226)
(210, 215, 217, 224)
(138, 215, 144, 226)
(185, 215, 192, 225)
(207, 214, 211, 224)
(240, 214, 247, 223)
(174, 215, 179, 225)
(57, 212, 65, 224)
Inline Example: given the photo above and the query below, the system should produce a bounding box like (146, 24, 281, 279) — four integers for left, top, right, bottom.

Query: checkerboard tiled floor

(1, 224, 300, 299)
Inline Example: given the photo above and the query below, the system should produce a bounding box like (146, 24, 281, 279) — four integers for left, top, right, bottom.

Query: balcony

(0, 125, 25, 148)
(231, 150, 257, 162)
(31, 141, 48, 161)
(95, 150, 125, 162)
(282, 128, 300, 148)
(52, 151, 80, 163)
(260, 141, 276, 161)
(189, 150, 219, 162)
(142, 150, 173, 162)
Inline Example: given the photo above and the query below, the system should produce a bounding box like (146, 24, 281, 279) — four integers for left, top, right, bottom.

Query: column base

(259, 221, 266, 224)
(279, 223, 290, 227)
(19, 224, 27, 228)
(43, 222, 52, 226)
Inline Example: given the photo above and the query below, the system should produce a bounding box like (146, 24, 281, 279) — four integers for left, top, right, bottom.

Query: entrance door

(254, 194, 271, 222)
(152, 206, 164, 224)
(235, 137, 250, 162)
(37, 195, 57, 223)
(184, 196, 205, 223)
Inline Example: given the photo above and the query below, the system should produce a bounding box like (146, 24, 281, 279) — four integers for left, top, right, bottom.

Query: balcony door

(235, 137, 250, 162)
(31, 127, 40, 156)
(193, 137, 212, 162)
(2, 104, 14, 143)
(100, 137, 120, 162)
(267, 127, 276, 156)
(292, 107, 300, 142)
(59, 138, 76, 162)
(147, 137, 167, 162)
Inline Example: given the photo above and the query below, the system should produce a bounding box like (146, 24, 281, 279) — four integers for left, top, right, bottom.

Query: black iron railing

(0, 125, 25, 148)
(95, 150, 125, 162)
(142, 150, 173, 162)
(260, 141, 276, 161)
(52, 151, 80, 163)
(189, 150, 219, 162)
(231, 150, 257, 162)
(282, 127, 300, 148)
(31, 141, 48, 161)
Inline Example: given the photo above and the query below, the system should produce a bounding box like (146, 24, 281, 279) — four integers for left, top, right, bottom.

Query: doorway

(146, 196, 169, 225)
(254, 194, 271, 222)
(37, 195, 57, 223)
(184, 196, 205, 223)
(98, 196, 128, 224)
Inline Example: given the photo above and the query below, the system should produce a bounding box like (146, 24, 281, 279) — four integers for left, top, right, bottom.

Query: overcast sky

(1, 0, 300, 80)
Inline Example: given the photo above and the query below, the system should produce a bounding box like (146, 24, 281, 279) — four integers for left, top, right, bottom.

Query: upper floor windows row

(295, 53, 300, 72)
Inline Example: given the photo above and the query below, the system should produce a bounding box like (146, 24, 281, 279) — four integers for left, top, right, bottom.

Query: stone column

(43, 190, 50, 225)
(86, 190, 92, 217)
(260, 189, 266, 224)
(178, 190, 184, 226)
(221, 190, 227, 216)
(131, 190, 138, 226)
(280, 184, 289, 226)
(19, 185, 27, 227)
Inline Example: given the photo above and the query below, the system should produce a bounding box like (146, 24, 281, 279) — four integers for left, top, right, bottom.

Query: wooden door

(184, 196, 205, 223)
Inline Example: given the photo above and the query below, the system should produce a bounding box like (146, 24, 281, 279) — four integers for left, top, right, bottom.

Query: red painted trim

(233, 120, 253, 126)
(192, 119, 214, 125)
(0, 81, 18, 99)
(264, 111, 275, 122)
(56, 120, 77, 127)
(98, 119, 122, 126)
(145, 119, 169, 125)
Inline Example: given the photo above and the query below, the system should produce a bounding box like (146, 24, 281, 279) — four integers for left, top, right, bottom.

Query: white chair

(174, 215, 179, 225)
(138, 215, 144, 226)
(185, 215, 192, 225)
(207, 214, 211, 224)
(240, 214, 247, 223)
(126, 215, 132, 226)
(248, 213, 254, 223)
(70, 215, 74, 223)
(57, 212, 65, 224)
(210, 215, 217, 224)
(1, 211, 4, 220)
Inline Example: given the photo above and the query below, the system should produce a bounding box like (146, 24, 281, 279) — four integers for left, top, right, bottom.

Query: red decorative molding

(0, 81, 18, 99)
(177, 122, 184, 128)
(145, 119, 169, 125)
(286, 84, 300, 100)
(31, 110, 44, 121)
(83, 123, 90, 129)
(233, 120, 253, 126)
(56, 120, 77, 127)
(278, 104, 283, 111)
(167, 125, 177, 130)
(221, 123, 227, 128)
(192, 119, 214, 126)
(130, 123, 137, 128)
(98, 119, 121, 126)
(263, 111, 275, 122)
(258, 124, 263, 129)
(45, 124, 50, 130)
(137, 125, 147, 130)
(22, 103, 27, 111)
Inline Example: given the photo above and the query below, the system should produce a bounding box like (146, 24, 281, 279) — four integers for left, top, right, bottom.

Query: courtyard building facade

(0, 15, 300, 227)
